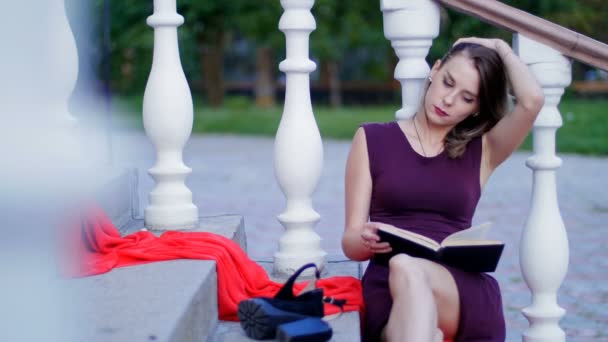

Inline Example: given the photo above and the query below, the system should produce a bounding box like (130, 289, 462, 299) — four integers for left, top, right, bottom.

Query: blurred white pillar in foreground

(0, 1, 86, 341)
(143, 0, 198, 231)
(273, 0, 326, 277)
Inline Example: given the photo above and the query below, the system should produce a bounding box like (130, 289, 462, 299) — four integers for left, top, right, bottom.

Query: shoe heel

(276, 317, 332, 342)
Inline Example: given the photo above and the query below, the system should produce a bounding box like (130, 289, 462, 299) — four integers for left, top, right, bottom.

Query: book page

(441, 222, 493, 247)
(378, 225, 440, 251)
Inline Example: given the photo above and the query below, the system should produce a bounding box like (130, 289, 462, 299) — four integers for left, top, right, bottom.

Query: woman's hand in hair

(452, 37, 513, 60)
(464, 38, 544, 172)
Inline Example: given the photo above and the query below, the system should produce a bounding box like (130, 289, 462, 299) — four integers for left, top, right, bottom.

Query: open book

(376, 222, 504, 272)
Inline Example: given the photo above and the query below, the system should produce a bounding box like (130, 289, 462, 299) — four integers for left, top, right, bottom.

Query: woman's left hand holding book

(361, 222, 394, 255)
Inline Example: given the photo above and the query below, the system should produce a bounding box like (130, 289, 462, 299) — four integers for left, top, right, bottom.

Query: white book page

(379, 226, 440, 251)
(441, 222, 493, 246)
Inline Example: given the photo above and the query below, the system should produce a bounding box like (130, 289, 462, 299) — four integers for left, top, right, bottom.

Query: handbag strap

(275, 263, 320, 300)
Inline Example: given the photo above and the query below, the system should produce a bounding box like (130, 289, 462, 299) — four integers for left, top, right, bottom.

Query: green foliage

(178, 0, 250, 38)
(311, 0, 386, 61)
(537, 0, 608, 44)
(234, 1, 283, 48)
(99, 1, 606, 97)
(93, 1, 153, 93)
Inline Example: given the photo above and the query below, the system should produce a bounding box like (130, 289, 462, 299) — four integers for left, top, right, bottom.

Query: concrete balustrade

(516, 34, 571, 342)
(380, 0, 440, 119)
(273, 0, 327, 278)
(143, 0, 198, 231)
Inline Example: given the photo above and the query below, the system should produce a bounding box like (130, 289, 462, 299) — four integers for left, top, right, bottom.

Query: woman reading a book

(341, 37, 544, 342)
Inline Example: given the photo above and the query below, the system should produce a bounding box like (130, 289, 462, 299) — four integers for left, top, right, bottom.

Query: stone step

(81, 168, 363, 341)
(207, 312, 361, 342)
(73, 259, 219, 342)
(70, 214, 245, 342)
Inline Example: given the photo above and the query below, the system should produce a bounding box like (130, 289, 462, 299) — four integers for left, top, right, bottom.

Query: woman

(341, 37, 544, 342)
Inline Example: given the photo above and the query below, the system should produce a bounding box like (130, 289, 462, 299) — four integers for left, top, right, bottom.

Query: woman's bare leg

(381, 254, 460, 342)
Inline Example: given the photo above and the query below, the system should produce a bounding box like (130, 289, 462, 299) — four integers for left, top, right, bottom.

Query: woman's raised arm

(455, 37, 545, 170)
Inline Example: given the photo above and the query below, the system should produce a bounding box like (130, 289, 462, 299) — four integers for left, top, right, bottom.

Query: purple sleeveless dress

(361, 122, 505, 342)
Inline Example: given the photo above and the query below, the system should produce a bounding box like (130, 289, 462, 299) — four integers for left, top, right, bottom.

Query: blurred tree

(95, 1, 152, 94)
(514, 0, 607, 44)
(235, 2, 283, 108)
(179, 0, 252, 107)
(506, 0, 607, 77)
(312, 0, 387, 107)
(98, 1, 605, 103)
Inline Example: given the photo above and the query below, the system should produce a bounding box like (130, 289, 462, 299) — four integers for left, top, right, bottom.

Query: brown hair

(426, 42, 509, 158)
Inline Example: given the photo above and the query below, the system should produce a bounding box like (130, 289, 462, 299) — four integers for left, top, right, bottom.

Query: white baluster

(273, 0, 326, 277)
(516, 34, 571, 342)
(143, 0, 198, 231)
(381, 0, 440, 119)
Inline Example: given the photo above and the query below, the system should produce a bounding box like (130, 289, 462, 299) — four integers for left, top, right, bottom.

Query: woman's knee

(389, 254, 424, 275)
(388, 254, 429, 289)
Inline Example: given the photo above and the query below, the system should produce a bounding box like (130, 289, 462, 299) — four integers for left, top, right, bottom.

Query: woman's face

(424, 54, 480, 126)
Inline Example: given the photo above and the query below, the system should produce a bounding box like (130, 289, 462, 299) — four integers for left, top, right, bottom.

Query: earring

(428, 76, 433, 82)
(472, 112, 479, 117)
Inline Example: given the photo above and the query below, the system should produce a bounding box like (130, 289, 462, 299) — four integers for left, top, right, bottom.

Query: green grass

(192, 105, 396, 140)
(517, 99, 608, 155)
(546, 100, 608, 155)
(112, 96, 608, 156)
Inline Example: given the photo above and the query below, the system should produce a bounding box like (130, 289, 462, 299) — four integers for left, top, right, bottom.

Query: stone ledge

(208, 312, 360, 342)
(72, 260, 217, 342)
(122, 215, 246, 253)
(70, 215, 245, 342)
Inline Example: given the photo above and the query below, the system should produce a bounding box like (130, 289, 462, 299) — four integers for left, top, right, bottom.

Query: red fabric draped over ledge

(68, 206, 364, 321)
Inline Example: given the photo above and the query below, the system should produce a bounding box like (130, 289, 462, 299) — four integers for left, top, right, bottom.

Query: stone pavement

(112, 131, 608, 341)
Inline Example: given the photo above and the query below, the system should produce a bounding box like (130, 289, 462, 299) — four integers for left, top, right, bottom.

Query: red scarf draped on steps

(69, 206, 364, 320)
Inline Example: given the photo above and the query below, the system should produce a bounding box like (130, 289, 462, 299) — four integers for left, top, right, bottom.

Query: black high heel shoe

(237, 263, 345, 340)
